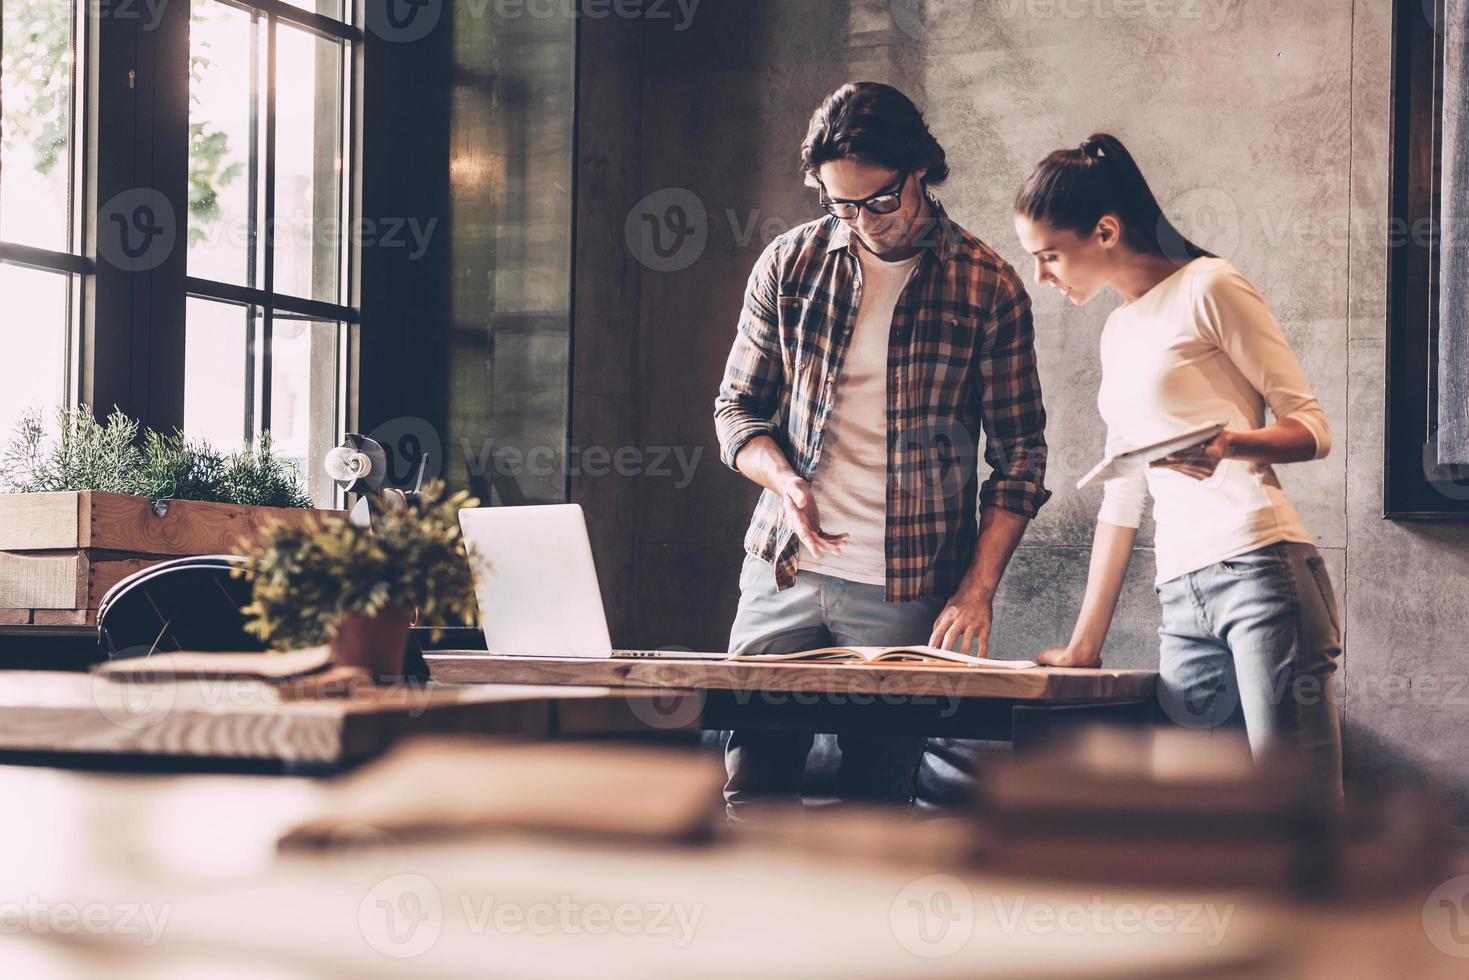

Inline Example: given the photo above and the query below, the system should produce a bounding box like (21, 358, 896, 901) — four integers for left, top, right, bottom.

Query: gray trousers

(723, 552, 946, 819)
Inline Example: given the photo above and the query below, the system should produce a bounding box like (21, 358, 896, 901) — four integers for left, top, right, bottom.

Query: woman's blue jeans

(1155, 540, 1344, 808)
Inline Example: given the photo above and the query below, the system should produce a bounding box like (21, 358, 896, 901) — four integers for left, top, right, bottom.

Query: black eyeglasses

(819, 170, 908, 219)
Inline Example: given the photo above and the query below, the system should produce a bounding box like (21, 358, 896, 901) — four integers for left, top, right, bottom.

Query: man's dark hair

(800, 82, 950, 190)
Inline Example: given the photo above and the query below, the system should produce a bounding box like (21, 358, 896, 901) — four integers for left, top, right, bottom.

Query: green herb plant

(0, 405, 313, 509)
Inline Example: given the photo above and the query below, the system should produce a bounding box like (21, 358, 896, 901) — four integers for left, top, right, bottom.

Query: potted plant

(234, 483, 482, 679)
(0, 405, 326, 625)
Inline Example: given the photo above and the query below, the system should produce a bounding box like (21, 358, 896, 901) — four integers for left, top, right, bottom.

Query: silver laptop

(457, 503, 728, 660)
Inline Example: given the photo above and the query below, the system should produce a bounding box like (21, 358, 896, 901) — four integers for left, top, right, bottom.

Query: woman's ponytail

(1015, 132, 1212, 264)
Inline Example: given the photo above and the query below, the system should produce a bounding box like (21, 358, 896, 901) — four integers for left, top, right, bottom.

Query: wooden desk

(0, 671, 677, 772)
(426, 654, 1159, 745)
(0, 762, 1460, 980)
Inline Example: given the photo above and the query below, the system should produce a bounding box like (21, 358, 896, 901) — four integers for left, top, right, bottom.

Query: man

(712, 82, 1052, 817)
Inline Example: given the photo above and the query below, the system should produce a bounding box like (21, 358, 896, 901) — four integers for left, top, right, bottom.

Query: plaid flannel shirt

(713, 194, 1052, 602)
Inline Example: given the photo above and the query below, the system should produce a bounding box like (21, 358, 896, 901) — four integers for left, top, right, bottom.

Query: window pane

(280, 0, 345, 20)
(269, 318, 340, 506)
(0, 0, 75, 251)
(188, 0, 255, 285)
(0, 264, 69, 436)
(184, 297, 253, 451)
(274, 27, 344, 304)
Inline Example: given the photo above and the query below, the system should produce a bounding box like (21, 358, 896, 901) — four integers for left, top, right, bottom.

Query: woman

(1012, 134, 1343, 806)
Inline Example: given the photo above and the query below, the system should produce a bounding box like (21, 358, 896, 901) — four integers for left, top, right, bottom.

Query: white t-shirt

(1096, 257, 1330, 585)
(798, 245, 921, 585)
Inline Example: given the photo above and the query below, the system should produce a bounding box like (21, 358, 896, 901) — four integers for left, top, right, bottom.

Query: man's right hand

(780, 476, 848, 558)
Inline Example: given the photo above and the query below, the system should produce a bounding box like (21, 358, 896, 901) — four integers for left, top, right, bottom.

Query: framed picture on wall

(1386, 0, 1469, 517)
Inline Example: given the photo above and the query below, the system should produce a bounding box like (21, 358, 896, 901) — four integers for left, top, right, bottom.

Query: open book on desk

(731, 646, 1037, 668)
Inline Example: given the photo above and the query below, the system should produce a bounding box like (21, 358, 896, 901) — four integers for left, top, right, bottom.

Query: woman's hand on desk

(1036, 643, 1103, 668)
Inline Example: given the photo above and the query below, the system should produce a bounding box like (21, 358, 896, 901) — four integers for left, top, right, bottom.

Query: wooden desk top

(0, 671, 665, 765)
(0, 761, 1460, 980)
(425, 653, 1158, 703)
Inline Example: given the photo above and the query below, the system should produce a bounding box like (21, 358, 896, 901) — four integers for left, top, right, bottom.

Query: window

(1386, 0, 1469, 517)
(185, 0, 356, 506)
(0, 0, 88, 434)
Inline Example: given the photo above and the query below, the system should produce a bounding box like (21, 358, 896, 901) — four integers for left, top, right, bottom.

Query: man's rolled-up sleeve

(714, 238, 786, 472)
(975, 267, 1052, 518)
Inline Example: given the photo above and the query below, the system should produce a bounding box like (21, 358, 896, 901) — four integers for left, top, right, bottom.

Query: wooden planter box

(0, 491, 338, 626)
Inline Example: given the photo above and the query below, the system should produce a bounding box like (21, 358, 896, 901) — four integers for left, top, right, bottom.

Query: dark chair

(97, 555, 428, 681)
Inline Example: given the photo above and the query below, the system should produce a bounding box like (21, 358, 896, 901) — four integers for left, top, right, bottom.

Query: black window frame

(1386, 0, 1469, 517)
(183, 0, 360, 452)
(0, 0, 362, 482)
(0, 0, 93, 410)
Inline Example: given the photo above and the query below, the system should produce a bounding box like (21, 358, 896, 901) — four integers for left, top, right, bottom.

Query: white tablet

(1075, 421, 1228, 489)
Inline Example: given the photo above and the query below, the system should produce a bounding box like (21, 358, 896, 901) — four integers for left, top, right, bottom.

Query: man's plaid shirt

(713, 194, 1052, 602)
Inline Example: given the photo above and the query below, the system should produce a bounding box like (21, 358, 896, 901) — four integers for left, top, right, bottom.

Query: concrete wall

(574, 0, 1469, 808)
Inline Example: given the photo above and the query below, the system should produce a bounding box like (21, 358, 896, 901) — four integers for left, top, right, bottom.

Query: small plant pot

(328, 606, 413, 680)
